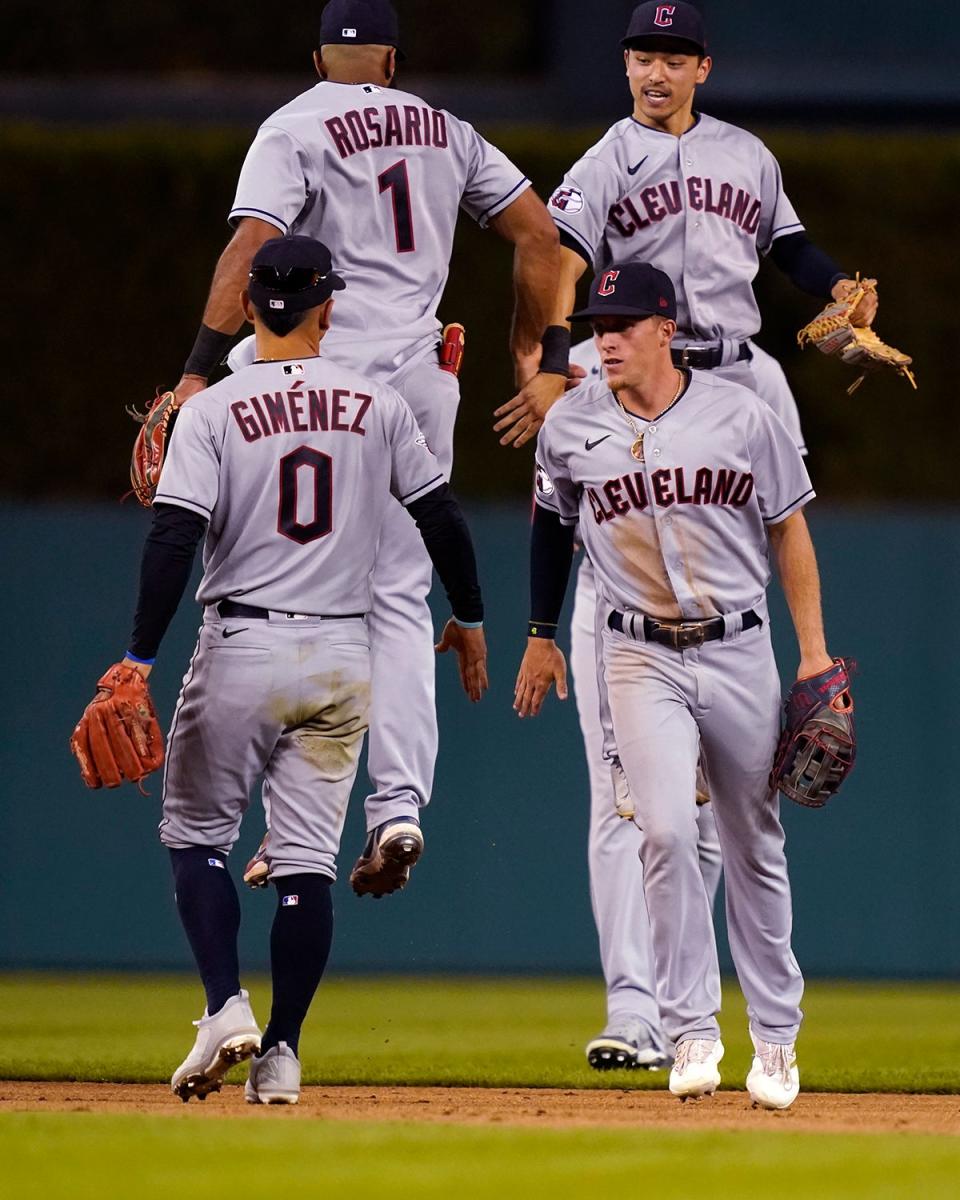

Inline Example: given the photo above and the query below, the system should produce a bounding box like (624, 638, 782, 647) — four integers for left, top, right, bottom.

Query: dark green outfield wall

(1, 502, 957, 977)
(0, 125, 956, 503)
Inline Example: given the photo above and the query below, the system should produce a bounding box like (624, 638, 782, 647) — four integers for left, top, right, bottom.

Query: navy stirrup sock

(169, 847, 242, 1016)
(261, 874, 334, 1057)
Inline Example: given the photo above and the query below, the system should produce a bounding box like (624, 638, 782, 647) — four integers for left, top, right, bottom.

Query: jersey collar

(629, 110, 702, 138)
(608, 369, 692, 424)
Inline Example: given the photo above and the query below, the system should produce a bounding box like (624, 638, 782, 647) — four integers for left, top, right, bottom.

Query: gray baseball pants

(601, 613, 803, 1045)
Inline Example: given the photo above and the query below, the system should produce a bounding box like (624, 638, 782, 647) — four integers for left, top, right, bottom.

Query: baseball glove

(70, 663, 164, 790)
(129, 390, 183, 507)
(770, 658, 856, 809)
(797, 277, 916, 395)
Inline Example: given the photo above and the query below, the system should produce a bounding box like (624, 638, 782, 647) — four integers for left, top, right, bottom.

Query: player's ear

(624, 49, 631, 75)
(313, 49, 327, 80)
(697, 56, 712, 85)
(240, 290, 256, 326)
(385, 47, 397, 84)
(660, 318, 677, 345)
(317, 298, 335, 336)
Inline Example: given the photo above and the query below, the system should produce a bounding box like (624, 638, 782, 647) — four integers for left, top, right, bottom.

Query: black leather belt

(217, 600, 364, 621)
(671, 341, 752, 370)
(607, 607, 761, 649)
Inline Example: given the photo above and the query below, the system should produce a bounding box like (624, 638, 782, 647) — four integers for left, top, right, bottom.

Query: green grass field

(2, 974, 958, 1198)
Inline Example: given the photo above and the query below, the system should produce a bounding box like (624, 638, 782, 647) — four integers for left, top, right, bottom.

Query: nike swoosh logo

(222, 627, 250, 639)
(585, 435, 612, 451)
(626, 156, 648, 176)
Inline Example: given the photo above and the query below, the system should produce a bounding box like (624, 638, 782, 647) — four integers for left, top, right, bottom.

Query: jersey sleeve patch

(549, 185, 584, 215)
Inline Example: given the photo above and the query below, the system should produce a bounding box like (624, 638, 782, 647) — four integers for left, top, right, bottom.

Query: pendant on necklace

(630, 434, 645, 463)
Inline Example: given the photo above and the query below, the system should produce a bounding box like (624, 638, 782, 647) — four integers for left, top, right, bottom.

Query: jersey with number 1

(154, 357, 444, 615)
(549, 113, 803, 343)
(231, 81, 529, 371)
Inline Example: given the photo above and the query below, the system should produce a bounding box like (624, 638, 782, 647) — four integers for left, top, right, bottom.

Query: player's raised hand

(831, 277, 879, 327)
(493, 373, 567, 449)
(436, 619, 489, 703)
(513, 638, 567, 718)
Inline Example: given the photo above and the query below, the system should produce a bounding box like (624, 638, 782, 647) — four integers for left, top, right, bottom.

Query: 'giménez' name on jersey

(534, 373, 814, 622)
(155, 359, 444, 616)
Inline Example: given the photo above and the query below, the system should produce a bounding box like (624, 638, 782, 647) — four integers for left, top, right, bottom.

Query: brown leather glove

(70, 663, 164, 789)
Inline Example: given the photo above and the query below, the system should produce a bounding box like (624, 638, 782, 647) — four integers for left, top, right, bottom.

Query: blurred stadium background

(1, 0, 958, 985)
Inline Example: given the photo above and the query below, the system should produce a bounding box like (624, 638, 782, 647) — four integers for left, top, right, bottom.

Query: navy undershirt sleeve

(769, 231, 848, 298)
(128, 503, 207, 660)
(530, 504, 576, 633)
(407, 484, 484, 624)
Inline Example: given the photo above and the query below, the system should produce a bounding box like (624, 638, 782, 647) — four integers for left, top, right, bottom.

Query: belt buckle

(680, 346, 692, 368)
(675, 623, 706, 650)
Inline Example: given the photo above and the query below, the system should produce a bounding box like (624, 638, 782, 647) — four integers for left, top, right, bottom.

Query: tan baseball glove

(797, 277, 916, 395)
(128, 390, 183, 506)
(70, 663, 164, 790)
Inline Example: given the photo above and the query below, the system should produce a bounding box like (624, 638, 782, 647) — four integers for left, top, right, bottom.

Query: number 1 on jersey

(378, 161, 416, 254)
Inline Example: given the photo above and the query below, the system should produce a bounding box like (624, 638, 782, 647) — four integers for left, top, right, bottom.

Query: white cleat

(746, 1034, 800, 1110)
(170, 989, 261, 1103)
(245, 1041, 302, 1105)
(669, 1038, 724, 1099)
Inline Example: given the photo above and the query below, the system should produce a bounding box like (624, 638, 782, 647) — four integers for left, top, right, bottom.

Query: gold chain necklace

(616, 370, 684, 463)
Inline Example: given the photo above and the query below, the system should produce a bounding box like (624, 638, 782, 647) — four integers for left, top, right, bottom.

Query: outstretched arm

(768, 510, 833, 679)
(769, 232, 878, 326)
(493, 246, 588, 449)
(173, 216, 281, 403)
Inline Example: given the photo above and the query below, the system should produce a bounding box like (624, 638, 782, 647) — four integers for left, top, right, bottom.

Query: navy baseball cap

(319, 0, 405, 60)
(569, 263, 677, 323)
(248, 236, 346, 315)
(622, 2, 707, 55)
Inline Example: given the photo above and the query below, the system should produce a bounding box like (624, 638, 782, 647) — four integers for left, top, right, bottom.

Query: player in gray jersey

(168, 0, 558, 897)
(104, 235, 487, 1103)
(497, 0, 876, 1072)
(516, 263, 839, 1110)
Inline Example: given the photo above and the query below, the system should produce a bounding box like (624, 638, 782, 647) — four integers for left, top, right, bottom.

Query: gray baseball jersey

(231, 81, 529, 375)
(534, 372, 813, 619)
(548, 114, 803, 342)
(155, 357, 444, 614)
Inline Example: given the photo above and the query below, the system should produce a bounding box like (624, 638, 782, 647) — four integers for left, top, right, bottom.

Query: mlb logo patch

(283, 363, 305, 375)
(342, 27, 357, 37)
(282, 894, 299, 907)
(207, 858, 225, 869)
(269, 299, 285, 310)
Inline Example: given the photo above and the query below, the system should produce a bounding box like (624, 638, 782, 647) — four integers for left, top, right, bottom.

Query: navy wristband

(527, 621, 558, 639)
(124, 650, 156, 665)
(184, 324, 236, 379)
(539, 326, 571, 376)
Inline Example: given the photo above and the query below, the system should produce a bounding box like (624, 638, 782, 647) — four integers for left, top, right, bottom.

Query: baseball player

(170, 0, 559, 896)
(87, 234, 488, 1104)
(499, 0, 878, 1070)
(516, 262, 837, 1110)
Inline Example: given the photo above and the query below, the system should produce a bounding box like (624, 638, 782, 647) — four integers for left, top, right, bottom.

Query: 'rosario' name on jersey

(534, 372, 814, 621)
(230, 81, 529, 368)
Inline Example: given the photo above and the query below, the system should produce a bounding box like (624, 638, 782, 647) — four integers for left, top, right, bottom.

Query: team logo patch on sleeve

(550, 186, 584, 215)
(536, 465, 555, 496)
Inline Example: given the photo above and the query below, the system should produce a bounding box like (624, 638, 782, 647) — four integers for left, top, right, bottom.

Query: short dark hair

(254, 304, 313, 337)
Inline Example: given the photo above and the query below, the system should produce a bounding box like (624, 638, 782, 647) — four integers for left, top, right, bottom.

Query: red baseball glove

(70, 663, 164, 789)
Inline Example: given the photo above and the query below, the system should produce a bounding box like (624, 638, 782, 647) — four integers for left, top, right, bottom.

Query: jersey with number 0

(231, 81, 529, 369)
(534, 372, 813, 620)
(155, 357, 444, 614)
(549, 114, 802, 343)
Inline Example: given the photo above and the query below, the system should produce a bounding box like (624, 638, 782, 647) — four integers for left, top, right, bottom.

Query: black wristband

(528, 620, 558, 639)
(539, 325, 571, 376)
(184, 324, 237, 379)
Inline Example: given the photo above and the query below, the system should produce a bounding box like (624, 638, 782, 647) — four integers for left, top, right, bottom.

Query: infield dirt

(2, 1083, 958, 1135)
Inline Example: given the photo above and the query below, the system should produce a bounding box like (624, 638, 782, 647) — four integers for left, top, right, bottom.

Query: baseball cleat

(170, 989, 262, 1103)
(746, 1034, 800, 1110)
(349, 817, 424, 899)
(243, 833, 270, 889)
(245, 1041, 301, 1105)
(668, 1038, 724, 1099)
(586, 1018, 670, 1071)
